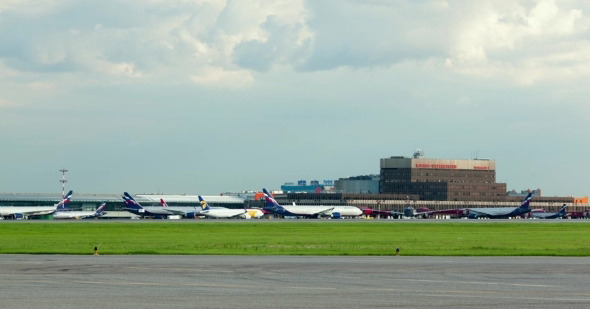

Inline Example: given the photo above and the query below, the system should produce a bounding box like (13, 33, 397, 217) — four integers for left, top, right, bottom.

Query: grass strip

(1, 221, 589, 256)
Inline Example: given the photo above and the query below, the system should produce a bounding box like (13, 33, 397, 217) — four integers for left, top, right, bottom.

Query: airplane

(53, 202, 107, 220)
(392, 206, 435, 219)
(460, 192, 532, 219)
(527, 204, 567, 219)
(158, 198, 201, 219)
(291, 201, 362, 218)
(0, 190, 73, 219)
(196, 195, 262, 219)
(122, 192, 175, 218)
(262, 188, 362, 218)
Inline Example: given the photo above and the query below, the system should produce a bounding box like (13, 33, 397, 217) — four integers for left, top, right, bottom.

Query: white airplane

(461, 193, 532, 219)
(123, 192, 175, 217)
(196, 196, 263, 219)
(262, 188, 362, 218)
(53, 202, 107, 220)
(527, 204, 567, 219)
(0, 190, 73, 219)
(158, 198, 202, 218)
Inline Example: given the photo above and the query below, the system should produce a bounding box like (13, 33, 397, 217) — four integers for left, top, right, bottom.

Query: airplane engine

(468, 213, 478, 219)
(403, 207, 414, 218)
(417, 208, 430, 219)
(239, 213, 252, 219)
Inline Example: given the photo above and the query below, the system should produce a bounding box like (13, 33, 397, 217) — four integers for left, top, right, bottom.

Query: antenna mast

(59, 168, 68, 198)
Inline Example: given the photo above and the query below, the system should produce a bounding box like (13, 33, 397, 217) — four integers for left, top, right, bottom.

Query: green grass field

(1, 221, 589, 256)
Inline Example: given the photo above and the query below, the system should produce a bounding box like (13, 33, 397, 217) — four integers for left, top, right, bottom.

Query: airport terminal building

(380, 155, 507, 201)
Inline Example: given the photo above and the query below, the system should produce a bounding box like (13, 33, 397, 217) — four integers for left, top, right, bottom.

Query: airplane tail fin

(122, 192, 143, 210)
(160, 198, 168, 208)
(198, 195, 210, 211)
(558, 204, 567, 215)
(518, 192, 532, 210)
(56, 190, 73, 210)
(95, 202, 107, 216)
(262, 188, 282, 209)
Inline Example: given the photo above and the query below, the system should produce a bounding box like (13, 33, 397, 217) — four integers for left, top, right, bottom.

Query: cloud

(445, 0, 590, 84)
(301, 0, 451, 71)
(189, 66, 254, 88)
(0, 0, 311, 88)
(0, 98, 14, 107)
(1, 0, 590, 89)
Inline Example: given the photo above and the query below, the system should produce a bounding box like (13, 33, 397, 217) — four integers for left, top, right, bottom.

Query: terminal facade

(379, 155, 506, 201)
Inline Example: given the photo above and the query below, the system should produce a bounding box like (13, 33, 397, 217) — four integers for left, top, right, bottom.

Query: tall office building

(380, 151, 507, 201)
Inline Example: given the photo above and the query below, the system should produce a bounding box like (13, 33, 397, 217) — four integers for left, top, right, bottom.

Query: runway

(1, 255, 589, 308)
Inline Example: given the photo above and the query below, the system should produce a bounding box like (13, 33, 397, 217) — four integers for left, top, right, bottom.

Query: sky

(1, 0, 589, 197)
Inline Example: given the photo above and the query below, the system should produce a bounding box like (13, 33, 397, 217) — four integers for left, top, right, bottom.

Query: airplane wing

(463, 208, 496, 217)
(159, 208, 189, 216)
(227, 210, 249, 219)
(315, 207, 334, 216)
(462, 207, 515, 218)
(294, 207, 334, 217)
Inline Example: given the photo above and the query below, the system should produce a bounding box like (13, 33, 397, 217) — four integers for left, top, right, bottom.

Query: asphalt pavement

(0, 255, 589, 308)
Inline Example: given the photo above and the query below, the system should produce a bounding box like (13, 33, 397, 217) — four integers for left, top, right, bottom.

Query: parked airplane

(262, 188, 362, 218)
(292, 202, 362, 218)
(461, 193, 532, 219)
(122, 192, 174, 217)
(53, 202, 107, 219)
(0, 190, 73, 219)
(391, 206, 435, 219)
(158, 198, 200, 219)
(196, 196, 262, 219)
(527, 204, 567, 219)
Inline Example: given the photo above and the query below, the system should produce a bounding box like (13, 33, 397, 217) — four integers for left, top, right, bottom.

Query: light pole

(59, 168, 68, 198)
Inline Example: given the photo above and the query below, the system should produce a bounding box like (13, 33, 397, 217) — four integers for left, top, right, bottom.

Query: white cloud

(189, 66, 254, 88)
(26, 81, 57, 90)
(1, 0, 590, 90)
(0, 0, 312, 88)
(0, 98, 14, 107)
(446, 0, 589, 84)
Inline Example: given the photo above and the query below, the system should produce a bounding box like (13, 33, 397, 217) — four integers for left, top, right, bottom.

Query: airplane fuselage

(195, 208, 250, 218)
(0, 206, 57, 217)
(464, 207, 530, 219)
(530, 212, 566, 219)
(268, 205, 362, 218)
(53, 211, 102, 219)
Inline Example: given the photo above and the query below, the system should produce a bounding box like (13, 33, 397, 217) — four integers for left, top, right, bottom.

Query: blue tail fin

(558, 204, 567, 215)
(122, 192, 143, 210)
(518, 192, 532, 210)
(198, 195, 210, 211)
(262, 188, 282, 209)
